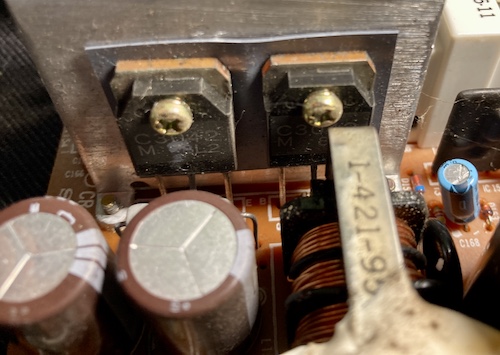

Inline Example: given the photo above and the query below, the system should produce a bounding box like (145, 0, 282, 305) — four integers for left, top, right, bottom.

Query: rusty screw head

(302, 89, 343, 128)
(101, 194, 120, 215)
(150, 98, 193, 135)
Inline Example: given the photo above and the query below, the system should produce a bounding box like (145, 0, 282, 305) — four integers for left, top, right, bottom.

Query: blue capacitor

(438, 158, 479, 224)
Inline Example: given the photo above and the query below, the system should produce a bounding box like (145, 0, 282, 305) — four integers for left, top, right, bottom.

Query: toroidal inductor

(287, 222, 347, 347)
(287, 218, 426, 347)
(396, 218, 426, 282)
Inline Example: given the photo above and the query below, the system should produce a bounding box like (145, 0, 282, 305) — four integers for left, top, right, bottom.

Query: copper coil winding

(397, 218, 418, 249)
(291, 259, 346, 293)
(290, 223, 347, 347)
(291, 223, 341, 265)
(396, 218, 425, 282)
(293, 303, 348, 347)
(289, 219, 425, 347)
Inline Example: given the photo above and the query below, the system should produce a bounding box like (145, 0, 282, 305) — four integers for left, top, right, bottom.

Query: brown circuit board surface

(8, 130, 499, 354)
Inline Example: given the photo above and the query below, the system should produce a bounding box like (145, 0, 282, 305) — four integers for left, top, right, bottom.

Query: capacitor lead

(428, 200, 446, 224)
(116, 190, 259, 354)
(480, 199, 495, 231)
(437, 158, 479, 224)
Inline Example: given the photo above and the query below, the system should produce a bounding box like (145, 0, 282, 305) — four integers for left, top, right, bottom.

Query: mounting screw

(101, 194, 120, 215)
(302, 89, 343, 128)
(150, 98, 194, 135)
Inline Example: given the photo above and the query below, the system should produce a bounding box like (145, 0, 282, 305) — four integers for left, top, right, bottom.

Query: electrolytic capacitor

(437, 158, 479, 224)
(0, 196, 108, 354)
(116, 190, 259, 354)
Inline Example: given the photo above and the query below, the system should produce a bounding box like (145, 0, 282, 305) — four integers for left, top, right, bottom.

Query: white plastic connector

(416, 0, 500, 148)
